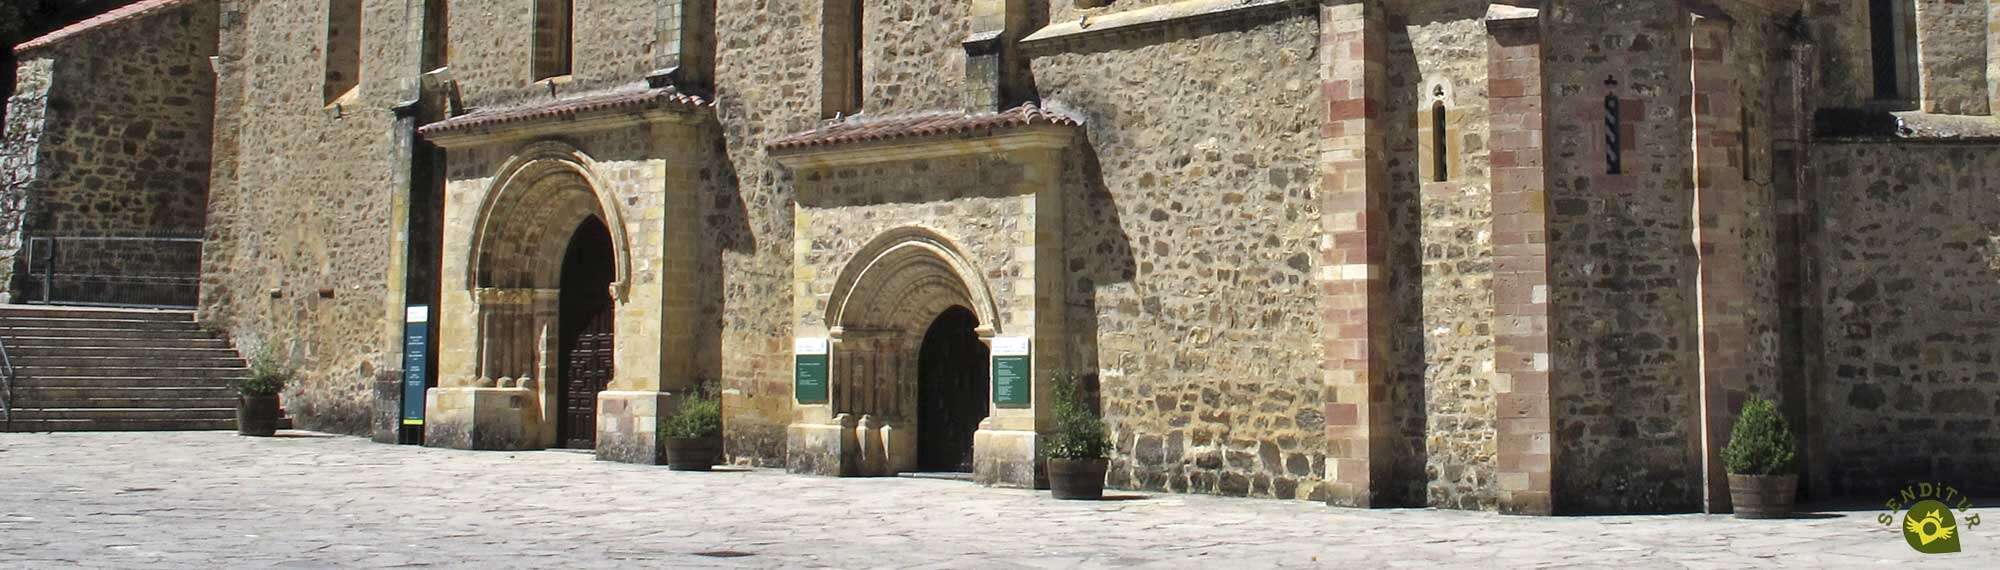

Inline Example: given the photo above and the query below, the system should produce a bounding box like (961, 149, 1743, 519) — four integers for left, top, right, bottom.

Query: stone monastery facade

(5, 0, 1999, 515)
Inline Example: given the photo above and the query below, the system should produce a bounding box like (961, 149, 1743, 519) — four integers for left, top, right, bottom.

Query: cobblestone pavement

(0, 431, 1991, 568)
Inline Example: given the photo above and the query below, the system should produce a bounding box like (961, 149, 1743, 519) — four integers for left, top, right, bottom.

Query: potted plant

(1721, 395, 1798, 518)
(1045, 371, 1112, 500)
(228, 344, 291, 437)
(663, 384, 723, 471)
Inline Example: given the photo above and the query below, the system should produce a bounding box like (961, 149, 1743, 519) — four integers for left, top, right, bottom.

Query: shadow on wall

(1381, 20, 1430, 509)
(697, 114, 783, 466)
(1064, 135, 1136, 407)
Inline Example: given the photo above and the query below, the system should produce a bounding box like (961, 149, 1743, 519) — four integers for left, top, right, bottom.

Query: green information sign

(795, 338, 830, 404)
(796, 354, 829, 404)
(992, 355, 1031, 408)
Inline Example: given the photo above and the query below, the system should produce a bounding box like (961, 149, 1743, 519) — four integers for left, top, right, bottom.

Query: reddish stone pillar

(1318, 0, 1391, 508)
(1486, 5, 1555, 516)
(1690, 13, 1749, 514)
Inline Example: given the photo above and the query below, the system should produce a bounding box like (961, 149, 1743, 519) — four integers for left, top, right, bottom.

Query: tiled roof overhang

(418, 88, 710, 149)
(767, 104, 1081, 169)
(14, 0, 200, 54)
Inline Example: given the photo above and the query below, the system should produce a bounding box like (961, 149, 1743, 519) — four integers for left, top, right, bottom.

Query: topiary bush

(1721, 395, 1796, 476)
(1044, 371, 1111, 460)
(229, 343, 292, 396)
(664, 382, 722, 439)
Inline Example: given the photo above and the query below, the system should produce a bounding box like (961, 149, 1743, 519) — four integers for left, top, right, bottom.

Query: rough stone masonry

(3, 0, 1996, 514)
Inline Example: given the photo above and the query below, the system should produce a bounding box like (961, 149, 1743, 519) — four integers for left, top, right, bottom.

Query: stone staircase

(1, 305, 254, 432)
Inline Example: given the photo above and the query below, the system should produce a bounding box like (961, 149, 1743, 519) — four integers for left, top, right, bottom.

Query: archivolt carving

(826, 227, 1000, 335)
(466, 140, 633, 297)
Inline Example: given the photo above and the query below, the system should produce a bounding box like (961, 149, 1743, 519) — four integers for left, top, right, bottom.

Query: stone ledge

(418, 86, 710, 149)
(1814, 109, 2000, 142)
(1021, 0, 1311, 54)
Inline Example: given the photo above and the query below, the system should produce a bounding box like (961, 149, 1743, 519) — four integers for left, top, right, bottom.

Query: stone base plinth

(786, 415, 859, 477)
(786, 414, 923, 477)
(596, 390, 678, 465)
(423, 386, 542, 451)
(973, 428, 1042, 489)
(371, 375, 402, 444)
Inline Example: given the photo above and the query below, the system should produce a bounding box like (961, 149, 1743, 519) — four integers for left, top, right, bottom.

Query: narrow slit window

(1431, 101, 1449, 182)
(323, 0, 362, 104)
(423, 0, 449, 71)
(533, 0, 574, 80)
(822, 0, 863, 118)
(1868, 0, 1899, 99)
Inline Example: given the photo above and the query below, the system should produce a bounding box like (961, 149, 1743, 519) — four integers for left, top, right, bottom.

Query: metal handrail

(1, 335, 15, 426)
(22, 235, 206, 308)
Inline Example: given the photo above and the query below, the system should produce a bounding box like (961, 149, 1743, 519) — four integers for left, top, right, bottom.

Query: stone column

(426, 287, 543, 451)
(1317, 0, 1392, 508)
(1486, 5, 1555, 516)
(973, 144, 1066, 489)
(594, 120, 705, 465)
(1690, 13, 1752, 514)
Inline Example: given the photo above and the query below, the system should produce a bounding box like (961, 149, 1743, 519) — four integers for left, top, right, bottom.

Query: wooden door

(559, 306, 614, 449)
(917, 306, 990, 472)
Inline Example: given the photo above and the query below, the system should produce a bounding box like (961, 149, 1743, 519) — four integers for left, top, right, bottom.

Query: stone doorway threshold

(898, 472, 974, 482)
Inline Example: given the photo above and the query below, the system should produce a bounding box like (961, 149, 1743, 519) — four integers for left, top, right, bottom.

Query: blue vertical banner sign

(402, 306, 430, 426)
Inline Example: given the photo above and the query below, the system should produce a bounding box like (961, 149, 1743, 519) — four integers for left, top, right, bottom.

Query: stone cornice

(419, 88, 708, 149)
(769, 128, 1074, 170)
(1020, 0, 1312, 55)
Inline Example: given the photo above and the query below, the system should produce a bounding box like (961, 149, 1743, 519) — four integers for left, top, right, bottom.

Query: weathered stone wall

(1052, 0, 1186, 23)
(1382, 4, 1498, 510)
(858, 0, 970, 114)
(441, 0, 701, 109)
(1543, 0, 1703, 513)
(0, 58, 55, 302)
(1809, 141, 2000, 497)
(0, 2, 217, 304)
(705, 0, 819, 466)
(1807, 0, 1892, 107)
(200, 0, 414, 435)
(1913, 0, 1992, 114)
(1033, 9, 1329, 501)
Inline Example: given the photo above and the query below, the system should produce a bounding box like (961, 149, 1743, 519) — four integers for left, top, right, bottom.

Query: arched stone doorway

(916, 305, 989, 472)
(423, 106, 708, 464)
(790, 227, 1006, 477)
(556, 217, 616, 449)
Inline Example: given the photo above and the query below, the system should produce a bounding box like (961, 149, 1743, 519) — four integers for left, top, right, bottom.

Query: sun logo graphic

(1903, 500, 1961, 554)
(1880, 483, 1980, 555)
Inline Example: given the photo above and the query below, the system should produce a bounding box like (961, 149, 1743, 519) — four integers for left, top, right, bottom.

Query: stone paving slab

(0, 431, 1992, 568)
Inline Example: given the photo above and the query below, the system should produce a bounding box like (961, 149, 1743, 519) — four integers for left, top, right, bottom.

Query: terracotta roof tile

(417, 88, 709, 138)
(768, 104, 1082, 151)
(14, 0, 200, 54)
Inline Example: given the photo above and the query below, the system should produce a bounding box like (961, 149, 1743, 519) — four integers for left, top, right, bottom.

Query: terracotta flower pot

(1048, 458, 1109, 500)
(237, 394, 280, 437)
(664, 435, 722, 471)
(1728, 474, 1797, 519)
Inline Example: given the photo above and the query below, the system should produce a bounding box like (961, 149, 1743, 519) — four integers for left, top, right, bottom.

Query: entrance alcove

(556, 217, 616, 449)
(433, 147, 634, 452)
(767, 104, 1082, 487)
(416, 89, 707, 463)
(811, 228, 1004, 477)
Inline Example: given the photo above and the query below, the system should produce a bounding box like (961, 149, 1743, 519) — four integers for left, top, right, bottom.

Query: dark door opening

(917, 306, 990, 472)
(557, 217, 616, 449)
